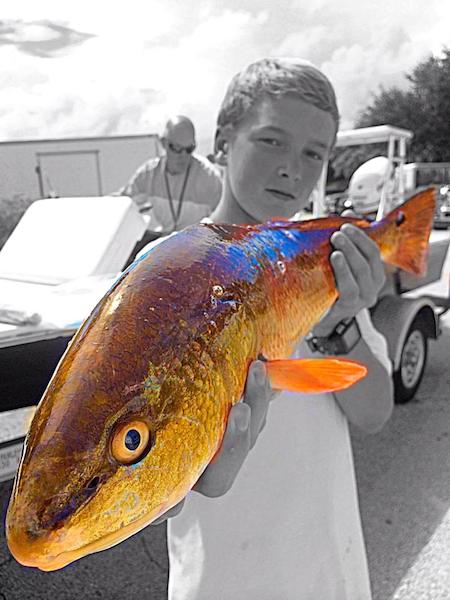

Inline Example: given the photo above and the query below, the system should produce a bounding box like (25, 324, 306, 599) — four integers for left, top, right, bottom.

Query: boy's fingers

(331, 227, 384, 308)
(194, 402, 251, 497)
(243, 360, 272, 448)
(333, 236, 376, 306)
(340, 209, 358, 218)
(330, 251, 359, 304)
(340, 224, 386, 290)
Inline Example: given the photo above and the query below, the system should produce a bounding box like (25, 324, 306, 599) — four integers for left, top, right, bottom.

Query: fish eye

(111, 420, 152, 465)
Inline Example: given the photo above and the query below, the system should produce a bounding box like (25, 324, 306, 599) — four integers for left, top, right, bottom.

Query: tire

(393, 316, 428, 404)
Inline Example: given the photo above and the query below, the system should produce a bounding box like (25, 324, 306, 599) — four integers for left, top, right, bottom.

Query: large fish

(6, 188, 435, 571)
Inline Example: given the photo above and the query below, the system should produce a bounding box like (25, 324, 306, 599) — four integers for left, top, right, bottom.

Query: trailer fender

(370, 295, 438, 371)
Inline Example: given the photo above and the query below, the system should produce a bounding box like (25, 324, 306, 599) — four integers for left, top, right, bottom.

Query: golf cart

(315, 125, 450, 403)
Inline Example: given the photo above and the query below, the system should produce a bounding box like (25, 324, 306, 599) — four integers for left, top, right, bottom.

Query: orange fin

(382, 187, 436, 276)
(266, 358, 367, 393)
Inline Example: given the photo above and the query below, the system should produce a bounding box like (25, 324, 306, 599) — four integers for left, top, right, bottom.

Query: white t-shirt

(168, 310, 390, 600)
(137, 228, 391, 600)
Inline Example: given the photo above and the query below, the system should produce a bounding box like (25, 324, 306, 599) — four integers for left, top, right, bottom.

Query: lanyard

(164, 161, 191, 231)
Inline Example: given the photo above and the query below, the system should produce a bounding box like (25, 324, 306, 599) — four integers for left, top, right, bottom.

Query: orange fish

(6, 188, 435, 571)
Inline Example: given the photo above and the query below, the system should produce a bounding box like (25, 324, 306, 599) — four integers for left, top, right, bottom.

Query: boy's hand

(313, 217, 386, 337)
(151, 360, 274, 525)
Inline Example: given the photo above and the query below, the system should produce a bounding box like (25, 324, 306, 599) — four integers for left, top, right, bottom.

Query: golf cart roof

(336, 125, 414, 148)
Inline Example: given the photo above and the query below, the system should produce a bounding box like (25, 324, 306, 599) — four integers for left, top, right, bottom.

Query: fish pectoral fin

(266, 358, 367, 393)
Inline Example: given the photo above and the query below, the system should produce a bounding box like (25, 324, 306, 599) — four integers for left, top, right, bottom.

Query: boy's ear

(214, 125, 234, 166)
(214, 125, 234, 154)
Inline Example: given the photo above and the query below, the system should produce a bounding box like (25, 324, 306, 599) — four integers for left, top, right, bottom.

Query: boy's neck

(210, 188, 258, 225)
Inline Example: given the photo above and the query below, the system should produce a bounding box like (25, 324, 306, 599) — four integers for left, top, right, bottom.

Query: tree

(329, 48, 450, 188)
(357, 47, 450, 162)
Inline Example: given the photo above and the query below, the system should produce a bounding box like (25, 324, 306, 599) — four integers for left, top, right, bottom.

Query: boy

(147, 58, 393, 599)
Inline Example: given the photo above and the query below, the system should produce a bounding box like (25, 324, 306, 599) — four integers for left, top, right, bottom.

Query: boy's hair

(215, 57, 339, 149)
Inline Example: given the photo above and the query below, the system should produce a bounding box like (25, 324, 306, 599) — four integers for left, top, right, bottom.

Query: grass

(0, 195, 36, 250)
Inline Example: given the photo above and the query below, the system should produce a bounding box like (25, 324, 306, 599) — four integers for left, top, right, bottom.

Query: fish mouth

(265, 188, 297, 202)
(7, 473, 193, 571)
(7, 503, 167, 571)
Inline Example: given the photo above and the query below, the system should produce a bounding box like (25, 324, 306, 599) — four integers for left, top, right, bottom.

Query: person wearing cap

(118, 116, 222, 234)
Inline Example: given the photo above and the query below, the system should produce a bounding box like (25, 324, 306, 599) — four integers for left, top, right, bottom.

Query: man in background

(118, 115, 222, 235)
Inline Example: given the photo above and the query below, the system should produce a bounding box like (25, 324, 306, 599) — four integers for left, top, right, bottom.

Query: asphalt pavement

(352, 252, 450, 600)
(0, 486, 168, 599)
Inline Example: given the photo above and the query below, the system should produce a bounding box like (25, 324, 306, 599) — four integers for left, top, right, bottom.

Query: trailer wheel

(393, 316, 428, 404)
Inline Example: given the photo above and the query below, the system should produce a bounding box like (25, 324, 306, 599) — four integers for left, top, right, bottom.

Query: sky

(0, 0, 449, 154)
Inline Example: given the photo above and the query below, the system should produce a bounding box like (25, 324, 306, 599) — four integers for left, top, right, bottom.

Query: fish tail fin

(382, 187, 436, 276)
(266, 357, 367, 394)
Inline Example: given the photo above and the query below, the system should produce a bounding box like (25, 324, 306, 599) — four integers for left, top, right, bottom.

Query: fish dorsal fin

(264, 215, 371, 232)
(266, 358, 367, 393)
(203, 216, 373, 240)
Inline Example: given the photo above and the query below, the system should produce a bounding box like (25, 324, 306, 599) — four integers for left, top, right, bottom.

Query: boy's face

(223, 94, 336, 221)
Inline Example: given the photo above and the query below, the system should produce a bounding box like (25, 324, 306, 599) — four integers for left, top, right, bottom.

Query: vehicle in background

(315, 125, 450, 404)
(403, 162, 450, 230)
(319, 125, 412, 219)
(403, 161, 450, 190)
(0, 134, 162, 201)
(434, 184, 450, 229)
(324, 133, 450, 230)
(326, 155, 396, 217)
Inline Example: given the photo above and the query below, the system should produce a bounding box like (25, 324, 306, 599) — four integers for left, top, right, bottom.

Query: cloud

(272, 0, 450, 127)
(0, 0, 448, 153)
(0, 5, 270, 153)
(0, 20, 94, 58)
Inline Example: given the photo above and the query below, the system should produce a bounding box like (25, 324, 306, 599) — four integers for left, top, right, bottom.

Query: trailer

(0, 133, 161, 200)
(316, 125, 450, 403)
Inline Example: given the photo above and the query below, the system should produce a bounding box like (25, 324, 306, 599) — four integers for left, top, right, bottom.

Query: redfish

(6, 188, 435, 571)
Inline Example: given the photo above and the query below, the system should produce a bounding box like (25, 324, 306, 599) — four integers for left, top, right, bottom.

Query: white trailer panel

(0, 134, 161, 200)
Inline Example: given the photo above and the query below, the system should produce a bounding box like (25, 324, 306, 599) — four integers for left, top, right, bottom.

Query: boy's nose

(277, 164, 302, 182)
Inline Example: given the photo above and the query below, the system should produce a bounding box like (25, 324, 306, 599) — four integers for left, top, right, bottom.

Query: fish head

(6, 228, 248, 571)
(6, 305, 226, 571)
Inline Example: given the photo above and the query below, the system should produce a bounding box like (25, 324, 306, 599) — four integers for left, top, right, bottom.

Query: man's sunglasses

(167, 141, 196, 155)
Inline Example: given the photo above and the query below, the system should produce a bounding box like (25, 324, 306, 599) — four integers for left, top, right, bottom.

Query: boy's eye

(305, 149, 324, 161)
(260, 137, 283, 148)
